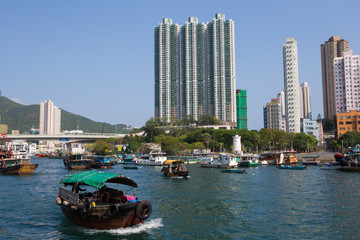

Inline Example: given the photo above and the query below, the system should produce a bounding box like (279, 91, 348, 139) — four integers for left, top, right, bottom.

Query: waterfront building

(39, 100, 61, 135)
(336, 110, 360, 138)
(301, 118, 319, 141)
(180, 17, 206, 121)
(154, 18, 180, 123)
(283, 37, 301, 133)
(236, 89, 247, 129)
(263, 98, 281, 130)
(321, 36, 349, 119)
(299, 82, 312, 120)
(206, 13, 236, 123)
(334, 50, 360, 113)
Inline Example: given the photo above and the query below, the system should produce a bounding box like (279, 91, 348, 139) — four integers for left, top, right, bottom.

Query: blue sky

(1, 0, 359, 130)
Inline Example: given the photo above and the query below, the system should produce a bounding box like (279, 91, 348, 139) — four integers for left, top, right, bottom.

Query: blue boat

(90, 156, 115, 169)
(221, 169, 246, 173)
(278, 165, 307, 170)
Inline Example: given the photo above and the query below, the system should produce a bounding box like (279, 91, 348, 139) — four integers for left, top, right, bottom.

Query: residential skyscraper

(321, 36, 349, 119)
(39, 100, 61, 135)
(277, 90, 287, 132)
(334, 50, 360, 113)
(154, 18, 180, 122)
(154, 14, 236, 124)
(180, 17, 206, 120)
(283, 37, 301, 133)
(263, 98, 281, 130)
(236, 89, 247, 129)
(207, 13, 236, 123)
(299, 82, 312, 119)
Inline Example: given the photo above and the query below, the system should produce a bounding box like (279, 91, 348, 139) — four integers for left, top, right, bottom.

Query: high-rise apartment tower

(283, 37, 301, 133)
(154, 18, 180, 122)
(39, 100, 61, 135)
(321, 36, 349, 119)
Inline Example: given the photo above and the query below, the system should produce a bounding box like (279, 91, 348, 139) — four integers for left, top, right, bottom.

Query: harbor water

(1, 158, 360, 239)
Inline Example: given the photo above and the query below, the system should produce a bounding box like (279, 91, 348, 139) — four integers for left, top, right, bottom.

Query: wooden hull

(67, 161, 92, 170)
(0, 164, 38, 174)
(341, 166, 360, 172)
(61, 204, 143, 229)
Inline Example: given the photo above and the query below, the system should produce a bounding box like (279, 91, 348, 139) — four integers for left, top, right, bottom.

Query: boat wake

(86, 218, 163, 236)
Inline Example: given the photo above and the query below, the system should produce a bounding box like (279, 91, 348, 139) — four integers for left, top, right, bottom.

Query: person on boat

(121, 195, 137, 204)
(100, 185, 110, 203)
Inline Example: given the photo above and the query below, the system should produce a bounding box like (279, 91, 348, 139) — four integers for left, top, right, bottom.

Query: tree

(201, 133, 212, 150)
(154, 135, 186, 155)
(91, 140, 113, 155)
(197, 115, 221, 125)
(323, 118, 335, 132)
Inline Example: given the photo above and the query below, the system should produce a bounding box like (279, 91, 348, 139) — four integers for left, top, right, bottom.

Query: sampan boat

(161, 160, 189, 178)
(57, 171, 152, 229)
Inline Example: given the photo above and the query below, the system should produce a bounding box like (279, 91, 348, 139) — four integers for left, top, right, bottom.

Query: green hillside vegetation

(0, 96, 131, 134)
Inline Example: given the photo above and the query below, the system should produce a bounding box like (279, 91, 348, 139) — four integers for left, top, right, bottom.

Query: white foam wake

(86, 218, 163, 236)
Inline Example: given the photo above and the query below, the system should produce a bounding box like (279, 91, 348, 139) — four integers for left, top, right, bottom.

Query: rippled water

(1, 158, 360, 239)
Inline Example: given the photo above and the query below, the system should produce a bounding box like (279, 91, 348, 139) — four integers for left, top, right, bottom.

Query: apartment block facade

(321, 36, 349, 119)
(155, 14, 236, 123)
(39, 100, 61, 135)
(334, 50, 360, 113)
(283, 37, 301, 133)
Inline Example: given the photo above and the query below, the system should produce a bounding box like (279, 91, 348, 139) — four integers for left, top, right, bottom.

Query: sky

(1, 0, 360, 130)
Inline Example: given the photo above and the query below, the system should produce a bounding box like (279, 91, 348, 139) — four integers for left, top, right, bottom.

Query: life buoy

(118, 202, 138, 212)
(82, 202, 92, 213)
(135, 200, 152, 220)
(107, 204, 119, 217)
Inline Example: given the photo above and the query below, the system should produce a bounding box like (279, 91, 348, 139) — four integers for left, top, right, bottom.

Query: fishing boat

(123, 154, 137, 164)
(276, 149, 298, 165)
(301, 154, 319, 165)
(221, 168, 246, 173)
(334, 145, 360, 168)
(63, 154, 93, 170)
(0, 134, 38, 174)
(57, 171, 152, 229)
(161, 160, 189, 178)
(277, 165, 307, 170)
(238, 153, 259, 167)
(90, 156, 116, 169)
(200, 154, 237, 169)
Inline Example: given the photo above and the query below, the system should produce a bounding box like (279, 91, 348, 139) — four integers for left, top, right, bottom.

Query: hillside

(0, 96, 131, 134)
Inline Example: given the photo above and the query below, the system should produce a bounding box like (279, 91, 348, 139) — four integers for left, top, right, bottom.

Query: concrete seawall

(296, 152, 336, 161)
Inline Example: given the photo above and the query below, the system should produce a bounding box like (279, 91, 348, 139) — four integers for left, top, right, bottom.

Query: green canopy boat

(57, 171, 151, 229)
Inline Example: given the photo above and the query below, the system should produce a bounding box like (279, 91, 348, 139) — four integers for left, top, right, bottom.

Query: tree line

(90, 118, 319, 155)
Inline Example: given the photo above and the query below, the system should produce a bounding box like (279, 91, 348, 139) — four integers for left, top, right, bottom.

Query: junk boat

(90, 156, 116, 169)
(57, 171, 152, 229)
(161, 160, 189, 178)
(63, 153, 93, 170)
(0, 134, 38, 174)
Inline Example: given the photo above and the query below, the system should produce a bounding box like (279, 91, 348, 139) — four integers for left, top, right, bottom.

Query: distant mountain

(0, 96, 131, 134)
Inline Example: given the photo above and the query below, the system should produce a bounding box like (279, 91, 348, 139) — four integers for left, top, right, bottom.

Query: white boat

(135, 150, 167, 166)
(200, 154, 237, 169)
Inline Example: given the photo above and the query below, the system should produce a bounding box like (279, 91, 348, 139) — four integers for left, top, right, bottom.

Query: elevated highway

(6, 133, 126, 143)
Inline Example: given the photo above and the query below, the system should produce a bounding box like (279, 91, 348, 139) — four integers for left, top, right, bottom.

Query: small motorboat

(123, 165, 142, 170)
(277, 165, 307, 170)
(221, 168, 246, 173)
(161, 160, 189, 178)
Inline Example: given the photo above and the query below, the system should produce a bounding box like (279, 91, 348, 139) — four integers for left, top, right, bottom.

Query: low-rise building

(336, 110, 360, 138)
(301, 119, 319, 140)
